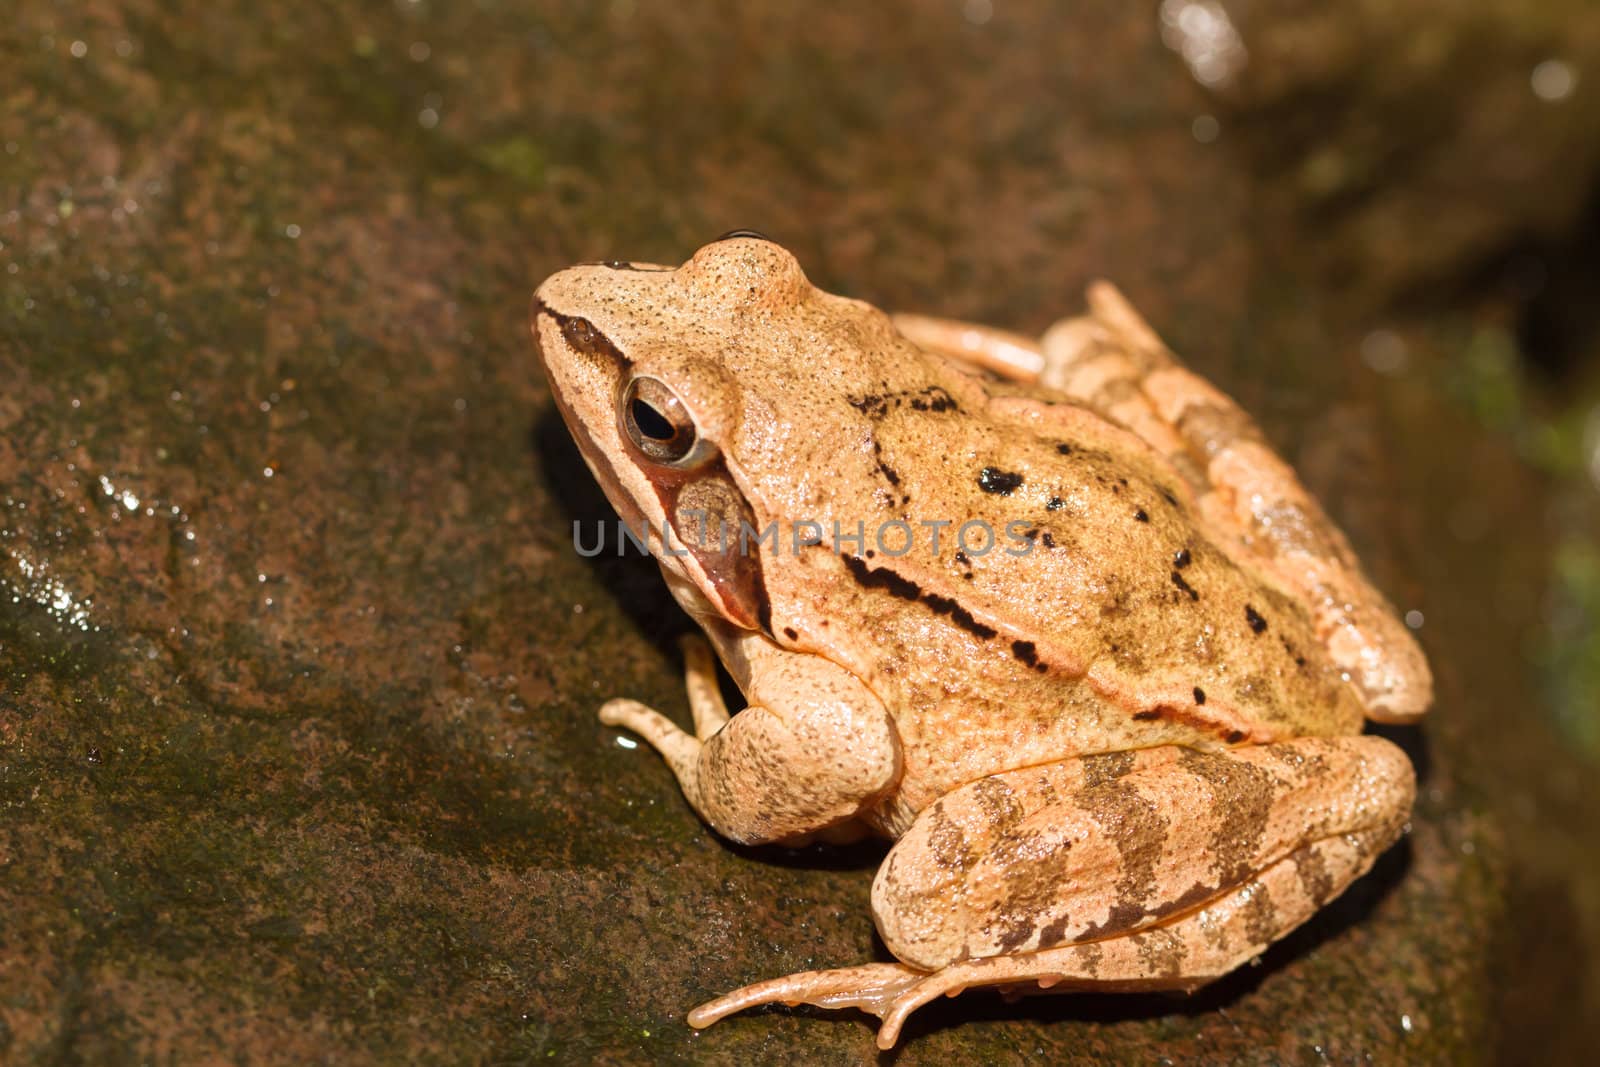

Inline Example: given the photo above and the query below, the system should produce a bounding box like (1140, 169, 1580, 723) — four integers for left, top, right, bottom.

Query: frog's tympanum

(531, 235, 1431, 1048)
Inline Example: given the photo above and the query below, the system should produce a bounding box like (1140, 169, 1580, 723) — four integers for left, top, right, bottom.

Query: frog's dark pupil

(631, 398, 676, 441)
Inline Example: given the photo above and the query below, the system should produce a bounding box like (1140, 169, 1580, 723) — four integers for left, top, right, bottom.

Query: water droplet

(1531, 59, 1577, 102)
(1361, 329, 1409, 375)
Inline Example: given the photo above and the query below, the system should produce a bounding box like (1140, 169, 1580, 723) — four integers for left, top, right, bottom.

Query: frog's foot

(688, 962, 927, 1046)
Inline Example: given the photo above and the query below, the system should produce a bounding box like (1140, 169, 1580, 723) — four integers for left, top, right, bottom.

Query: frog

(530, 233, 1432, 1048)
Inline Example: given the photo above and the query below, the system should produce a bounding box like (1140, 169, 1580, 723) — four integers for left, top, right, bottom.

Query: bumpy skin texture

(530, 238, 1431, 1048)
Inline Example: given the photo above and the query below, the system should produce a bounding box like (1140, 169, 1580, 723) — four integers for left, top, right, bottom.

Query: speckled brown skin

(530, 237, 1431, 1047)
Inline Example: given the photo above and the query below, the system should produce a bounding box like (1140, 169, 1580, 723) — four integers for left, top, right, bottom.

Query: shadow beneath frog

(729, 837, 890, 873)
(532, 407, 689, 663)
(1368, 720, 1432, 790)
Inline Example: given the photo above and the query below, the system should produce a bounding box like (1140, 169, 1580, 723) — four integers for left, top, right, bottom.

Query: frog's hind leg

(1043, 284, 1433, 722)
(690, 823, 1392, 1049)
(690, 736, 1413, 1048)
(891, 312, 1048, 381)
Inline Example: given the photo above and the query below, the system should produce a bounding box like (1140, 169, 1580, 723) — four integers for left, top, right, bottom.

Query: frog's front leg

(690, 736, 1412, 1048)
(599, 632, 901, 845)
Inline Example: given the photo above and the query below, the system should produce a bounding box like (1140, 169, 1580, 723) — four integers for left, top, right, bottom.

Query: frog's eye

(620, 376, 714, 467)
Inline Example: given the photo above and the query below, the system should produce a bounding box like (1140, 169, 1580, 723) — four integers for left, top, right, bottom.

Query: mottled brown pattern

(1079, 750, 1137, 788)
(1131, 927, 1187, 979)
(1238, 881, 1281, 948)
(1177, 749, 1279, 885)
(1077, 779, 1170, 938)
(1176, 403, 1264, 458)
(1291, 842, 1337, 907)
(987, 829, 1077, 952)
(923, 801, 977, 877)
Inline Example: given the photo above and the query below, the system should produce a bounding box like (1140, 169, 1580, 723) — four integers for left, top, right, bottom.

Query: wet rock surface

(2, 2, 1597, 1063)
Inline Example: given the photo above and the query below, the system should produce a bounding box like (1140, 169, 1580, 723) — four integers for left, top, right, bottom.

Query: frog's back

(771, 355, 1368, 810)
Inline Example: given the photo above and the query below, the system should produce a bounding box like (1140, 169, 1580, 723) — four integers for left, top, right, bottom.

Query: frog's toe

(596, 698, 702, 781)
(687, 962, 929, 1046)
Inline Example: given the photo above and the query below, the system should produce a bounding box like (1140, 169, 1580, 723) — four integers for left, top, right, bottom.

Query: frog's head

(532, 234, 838, 634)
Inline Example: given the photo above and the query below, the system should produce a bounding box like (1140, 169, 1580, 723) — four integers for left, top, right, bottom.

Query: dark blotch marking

(954, 551, 970, 566)
(1193, 686, 1207, 705)
(1173, 547, 1191, 569)
(922, 591, 999, 641)
(1132, 928, 1186, 978)
(1280, 635, 1308, 668)
(1046, 496, 1065, 511)
(1238, 879, 1279, 947)
(849, 392, 889, 418)
(842, 553, 919, 599)
(1041, 531, 1056, 549)
(991, 829, 1076, 953)
(978, 466, 1025, 495)
(841, 555, 998, 641)
(1178, 749, 1279, 886)
(783, 626, 798, 641)
(871, 439, 902, 487)
(909, 386, 959, 413)
(1293, 843, 1336, 906)
(1171, 570, 1200, 601)
(1011, 640, 1048, 673)
(1134, 508, 1150, 523)
(1056, 443, 1073, 455)
(1245, 604, 1268, 634)
(1078, 777, 1170, 939)
(848, 385, 959, 420)
(1038, 913, 1072, 950)
(1080, 751, 1136, 788)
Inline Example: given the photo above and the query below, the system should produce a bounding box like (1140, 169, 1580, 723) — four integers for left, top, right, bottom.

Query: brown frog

(531, 235, 1430, 1048)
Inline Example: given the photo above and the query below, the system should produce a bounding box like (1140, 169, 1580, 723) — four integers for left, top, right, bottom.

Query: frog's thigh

(874, 736, 1413, 973)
